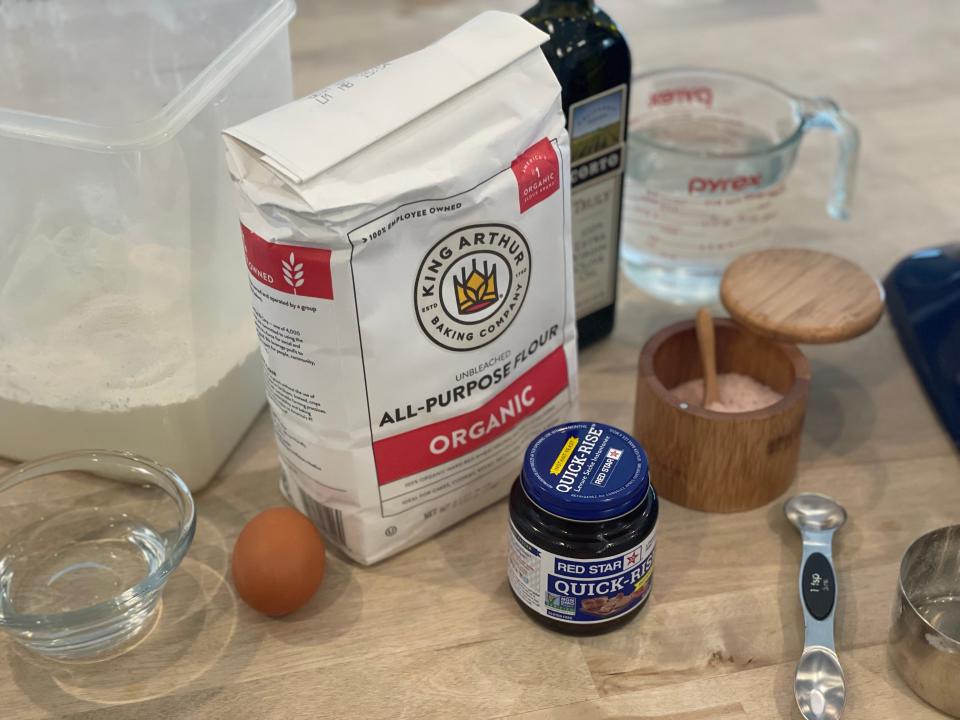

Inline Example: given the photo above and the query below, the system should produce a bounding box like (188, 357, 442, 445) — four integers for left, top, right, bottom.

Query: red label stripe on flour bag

(241, 224, 334, 299)
(373, 346, 569, 485)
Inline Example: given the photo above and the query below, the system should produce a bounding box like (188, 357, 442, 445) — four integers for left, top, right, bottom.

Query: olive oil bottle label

(568, 84, 627, 319)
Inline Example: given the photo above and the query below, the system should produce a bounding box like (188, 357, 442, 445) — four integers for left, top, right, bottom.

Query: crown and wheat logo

(453, 259, 499, 315)
(415, 225, 530, 352)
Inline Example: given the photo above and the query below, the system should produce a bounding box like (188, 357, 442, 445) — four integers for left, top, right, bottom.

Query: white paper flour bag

(223, 11, 578, 564)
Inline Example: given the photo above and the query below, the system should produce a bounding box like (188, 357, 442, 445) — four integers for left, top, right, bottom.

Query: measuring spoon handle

(798, 529, 838, 651)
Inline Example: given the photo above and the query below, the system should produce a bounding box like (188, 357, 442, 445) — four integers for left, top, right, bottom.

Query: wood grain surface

(720, 249, 886, 344)
(4, 1, 960, 718)
(634, 319, 810, 512)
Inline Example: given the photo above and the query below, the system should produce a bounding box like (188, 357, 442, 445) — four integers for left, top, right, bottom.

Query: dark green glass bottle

(523, 0, 631, 347)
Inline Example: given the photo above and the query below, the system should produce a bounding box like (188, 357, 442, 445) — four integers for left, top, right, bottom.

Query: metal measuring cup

(890, 525, 960, 717)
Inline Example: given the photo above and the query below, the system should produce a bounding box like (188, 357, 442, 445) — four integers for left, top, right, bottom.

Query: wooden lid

(719, 248, 885, 344)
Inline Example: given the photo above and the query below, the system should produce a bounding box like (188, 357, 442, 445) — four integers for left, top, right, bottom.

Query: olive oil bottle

(523, 0, 631, 346)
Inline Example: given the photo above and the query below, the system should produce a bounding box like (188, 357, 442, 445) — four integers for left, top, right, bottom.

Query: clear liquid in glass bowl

(0, 451, 195, 661)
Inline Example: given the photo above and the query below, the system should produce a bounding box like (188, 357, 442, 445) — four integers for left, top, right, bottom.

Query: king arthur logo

(414, 224, 531, 351)
(454, 260, 499, 315)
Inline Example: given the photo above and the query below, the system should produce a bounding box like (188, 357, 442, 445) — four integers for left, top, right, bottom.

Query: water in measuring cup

(622, 115, 787, 304)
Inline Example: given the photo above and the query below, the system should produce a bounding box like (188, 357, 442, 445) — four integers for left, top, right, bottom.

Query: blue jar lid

(521, 422, 650, 521)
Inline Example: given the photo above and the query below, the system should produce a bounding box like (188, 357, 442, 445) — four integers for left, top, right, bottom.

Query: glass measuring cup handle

(798, 97, 860, 221)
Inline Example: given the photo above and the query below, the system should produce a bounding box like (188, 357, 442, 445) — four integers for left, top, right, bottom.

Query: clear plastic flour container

(0, 0, 295, 489)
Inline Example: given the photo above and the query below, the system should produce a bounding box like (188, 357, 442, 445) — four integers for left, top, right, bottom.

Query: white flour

(0, 223, 258, 409)
(0, 221, 263, 487)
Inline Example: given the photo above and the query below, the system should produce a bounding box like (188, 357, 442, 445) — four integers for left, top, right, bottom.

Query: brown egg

(232, 507, 326, 617)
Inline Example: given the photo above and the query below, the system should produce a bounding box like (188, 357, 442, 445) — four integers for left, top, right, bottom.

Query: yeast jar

(507, 422, 658, 635)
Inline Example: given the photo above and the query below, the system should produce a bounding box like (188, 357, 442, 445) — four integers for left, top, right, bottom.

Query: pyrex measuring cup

(622, 68, 859, 304)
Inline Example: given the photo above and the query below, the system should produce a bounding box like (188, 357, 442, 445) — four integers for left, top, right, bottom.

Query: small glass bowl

(0, 450, 195, 660)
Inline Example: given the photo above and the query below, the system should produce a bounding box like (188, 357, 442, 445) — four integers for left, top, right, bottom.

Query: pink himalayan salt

(672, 372, 783, 413)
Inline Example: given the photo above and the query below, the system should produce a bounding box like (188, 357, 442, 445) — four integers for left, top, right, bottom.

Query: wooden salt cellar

(634, 248, 884, 513)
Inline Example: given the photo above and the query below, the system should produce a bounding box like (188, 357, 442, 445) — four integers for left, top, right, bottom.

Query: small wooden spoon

(695, 307, 719, 408)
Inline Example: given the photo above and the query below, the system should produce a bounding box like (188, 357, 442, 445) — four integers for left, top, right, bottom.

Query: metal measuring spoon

(784, 493, 847, 720)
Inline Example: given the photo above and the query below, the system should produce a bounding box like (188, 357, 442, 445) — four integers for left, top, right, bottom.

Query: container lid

(719, 248, 885, 344)
(521, 422, 650, 522)
(0, 0, 295, 151)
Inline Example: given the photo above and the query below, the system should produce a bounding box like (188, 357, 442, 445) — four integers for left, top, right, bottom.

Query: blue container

(507, 421, 658, 635)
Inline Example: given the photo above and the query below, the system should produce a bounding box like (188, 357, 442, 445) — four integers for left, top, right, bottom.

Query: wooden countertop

(5, 1, 960, 718)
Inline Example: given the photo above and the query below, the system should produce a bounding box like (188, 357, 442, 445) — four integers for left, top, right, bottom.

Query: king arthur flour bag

(223, 12, 578, 564)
